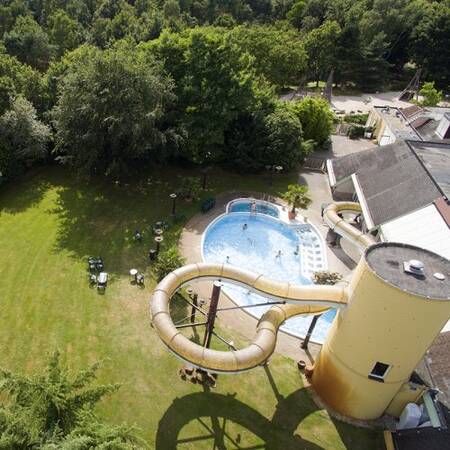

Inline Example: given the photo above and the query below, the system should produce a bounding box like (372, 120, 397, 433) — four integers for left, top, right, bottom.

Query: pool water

(228, 200, 279, 218)
(202, 213, 336, 343)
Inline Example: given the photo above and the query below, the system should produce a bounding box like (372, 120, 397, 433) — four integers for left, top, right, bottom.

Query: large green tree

(0, 95, 51, 184)
(146, 28, 263, 164)
(48, 9, 82, 57)
(229, 25, 308, 87)
(53, 42, 177, 177)
(409, 0, 450, 90)
(293, 96, 333, 147)
(225, 101, 304, 172)
(3, 16, 52, 71)
(304, 20, 341, 85)
(0, 351, 143, 448)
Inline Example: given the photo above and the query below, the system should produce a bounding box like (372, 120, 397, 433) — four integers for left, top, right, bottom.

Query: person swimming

(242, 223, 248, 230)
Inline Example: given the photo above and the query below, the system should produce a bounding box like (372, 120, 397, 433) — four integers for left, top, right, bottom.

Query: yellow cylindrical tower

(311, 242, 450, 420)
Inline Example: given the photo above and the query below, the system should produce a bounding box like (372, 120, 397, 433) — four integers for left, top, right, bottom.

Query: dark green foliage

(347, 124, 365, 139)
(344, 113, 368, 125)
(53, 41, 178, 178)
(153, 246, 185, 281)
(0, 351, 144, 448)
(0, 96, 51, 184)
(292, 97, 333, 147)
(4, 16, 52, 71)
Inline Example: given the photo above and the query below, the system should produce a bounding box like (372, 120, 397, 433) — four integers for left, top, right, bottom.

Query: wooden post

(203, 281, 222, 348)
(190, 293, 198, 323)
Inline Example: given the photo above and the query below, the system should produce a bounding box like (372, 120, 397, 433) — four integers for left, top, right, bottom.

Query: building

(366, 105, 450, 146)
(327, 140, 450, 260)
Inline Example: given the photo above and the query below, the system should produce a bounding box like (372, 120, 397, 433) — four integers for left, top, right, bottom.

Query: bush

(347, 125, 365, 139)
(153, 247, 185, 281)
(343, 113, 368, 125)
(179, 176, 201, 200)
(313, 270, 343, 285)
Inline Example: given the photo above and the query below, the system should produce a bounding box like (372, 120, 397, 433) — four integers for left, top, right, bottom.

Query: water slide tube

(322, 201, 375, 250)
(151, 263, 347, 373)
(151, 201, 374, 373)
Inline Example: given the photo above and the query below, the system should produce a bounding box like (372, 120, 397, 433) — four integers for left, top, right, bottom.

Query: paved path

(179, 172, 361, 365)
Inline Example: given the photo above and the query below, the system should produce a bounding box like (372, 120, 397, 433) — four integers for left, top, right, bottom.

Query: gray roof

(366, 243, 450, 300)
(331, 141, 443, 226)
(410, 141, 450, 198)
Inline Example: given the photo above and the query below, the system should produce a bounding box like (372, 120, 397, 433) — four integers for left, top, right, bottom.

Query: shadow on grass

(0, 168, 51, 213)
(155, 385, 383, 450)
(48, 170, 180, 275)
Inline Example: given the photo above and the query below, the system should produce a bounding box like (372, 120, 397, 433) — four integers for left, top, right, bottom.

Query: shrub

(153, 247, 185, 281)
(347, 125, 365, 139)
(313, 270, 343, 285)
(179, 176, 201, 200)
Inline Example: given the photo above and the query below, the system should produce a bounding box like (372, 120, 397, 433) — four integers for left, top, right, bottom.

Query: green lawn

(0, 166, 383, 449)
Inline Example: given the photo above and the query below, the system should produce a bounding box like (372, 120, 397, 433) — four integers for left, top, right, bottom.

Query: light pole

(201, 166, 210, 190)
(170, 193, 177, 216)
(154, 236, 163, 255)
(265, 165, 283, 186)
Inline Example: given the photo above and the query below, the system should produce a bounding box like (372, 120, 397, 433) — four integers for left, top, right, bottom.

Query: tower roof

(365, 243, 450, 300)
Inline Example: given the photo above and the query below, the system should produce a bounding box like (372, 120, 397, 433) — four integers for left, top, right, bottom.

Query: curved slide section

(151, 263, 347, 373)
(323, 202, 375, 251)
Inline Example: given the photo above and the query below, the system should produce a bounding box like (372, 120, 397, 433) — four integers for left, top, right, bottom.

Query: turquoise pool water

(228, 199, 279, 217)
(202, 212, 336, 343)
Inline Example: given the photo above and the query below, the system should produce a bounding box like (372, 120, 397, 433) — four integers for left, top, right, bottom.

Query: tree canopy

(0, 351, 143, 448)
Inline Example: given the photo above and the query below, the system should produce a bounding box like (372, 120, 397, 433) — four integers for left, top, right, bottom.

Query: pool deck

(179, 175, 361, 364)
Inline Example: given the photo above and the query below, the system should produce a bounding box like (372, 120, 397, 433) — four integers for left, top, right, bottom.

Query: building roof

(381, 204, 450, 260)
(410, 116, 431, 129)
(410, 141, 450, 198)
(400, 104, 423, 119)
(354, 142, 442, 226)
(329, 140, 450, 227)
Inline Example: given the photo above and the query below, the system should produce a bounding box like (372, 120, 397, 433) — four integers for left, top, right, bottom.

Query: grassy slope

(0, 166, 383, 449)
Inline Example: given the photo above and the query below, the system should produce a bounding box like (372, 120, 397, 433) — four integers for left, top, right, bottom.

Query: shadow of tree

(0, 168, 51, 213)
(48, 171, 180, 275)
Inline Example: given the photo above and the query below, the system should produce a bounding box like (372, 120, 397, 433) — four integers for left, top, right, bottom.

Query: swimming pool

(228, 199, 279, 218)
(202, 210, 336, 344)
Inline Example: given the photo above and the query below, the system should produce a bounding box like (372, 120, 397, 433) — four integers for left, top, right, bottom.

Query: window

(368, 362, 391, 382)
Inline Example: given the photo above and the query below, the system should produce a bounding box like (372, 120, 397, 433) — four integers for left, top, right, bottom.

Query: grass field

(0, 165, 383, 449)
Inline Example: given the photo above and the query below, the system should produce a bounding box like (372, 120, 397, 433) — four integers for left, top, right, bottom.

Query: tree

(304, 20, 341, 85)
(4, 16, 52, 71)
(153, 247, 185, 281)
(48, 9, 82, 57)
(0, 351, 143, 447)
(0, 96, 51, 184)
(229, 25, 308, 87)
(293, 97, 333, 147)
(287, 0, 307, 29)
(280, 184, 311, 216)
(419, 81, 443, 106)
(146, 28, 260, 164)
(409, 1, 450, 90)
(0, 52, 46, 114)
(53, 42, 177, 178)
(225, 101, 304, 172)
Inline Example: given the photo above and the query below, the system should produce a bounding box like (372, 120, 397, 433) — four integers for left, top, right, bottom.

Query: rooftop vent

(403, 259, 425, 277)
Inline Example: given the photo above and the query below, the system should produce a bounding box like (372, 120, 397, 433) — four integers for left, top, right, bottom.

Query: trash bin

(149, 249, 157, 261)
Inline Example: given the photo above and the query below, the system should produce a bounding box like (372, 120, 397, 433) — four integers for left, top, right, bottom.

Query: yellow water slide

(322, 201, 375, 250)
(151, 263, 347, 373)
(151, 201, 374, 374)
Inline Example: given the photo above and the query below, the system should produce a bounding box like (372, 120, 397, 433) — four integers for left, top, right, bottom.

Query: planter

(288, 210, 296, 220)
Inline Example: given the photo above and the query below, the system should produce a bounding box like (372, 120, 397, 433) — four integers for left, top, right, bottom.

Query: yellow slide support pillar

(312, 243, 450, 420)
